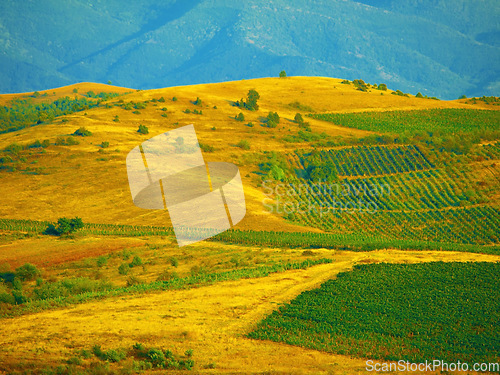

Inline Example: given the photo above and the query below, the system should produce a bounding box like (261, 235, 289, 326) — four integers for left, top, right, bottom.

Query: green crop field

(309, 108, 500, 137)
(248, 262, 500, 365)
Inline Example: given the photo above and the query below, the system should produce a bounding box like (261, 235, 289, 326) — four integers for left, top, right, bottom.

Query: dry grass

(0, 249, 498, 374)
(0, 77, 489, 232)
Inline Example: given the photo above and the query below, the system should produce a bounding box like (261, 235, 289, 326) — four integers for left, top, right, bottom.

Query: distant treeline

(0, 92, 120, 134)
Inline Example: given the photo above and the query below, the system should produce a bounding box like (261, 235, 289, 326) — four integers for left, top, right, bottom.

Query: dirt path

(0, 250, 499, 374)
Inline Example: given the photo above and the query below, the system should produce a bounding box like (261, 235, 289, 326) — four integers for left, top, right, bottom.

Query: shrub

(56, 136, 79, 146)
(67, 357, 83, 365)
(416, 92, 424, 98)
(294, 113, 304, 124)
(237, 89, 260, 111)
(0, 292, 15, 304)
(100, 141, 109, 148)
(236, 112, 245, 121)
(96, 256, 108, 267)
(73, 127, 92, 136)
(118, 263, 129, 275)
(92, 345, 126, 363)
(172, 96, 177, 101)
(169, 257, 179, 267)
(246, 122, 254, 127)
(65, 136, 79, 145)
(147, 348, 166, 368)
(158, 97, 166, 103)
(129, 256, 143, 268)
(267, 111, 280, 125)
(5, 143, 22, 155)
(12, 278, 22, 290)
(0, 272, 15, 283)
(137, 125, 149, 134)
(156, 270, 177, 281)
(377, 83, 387, 90)
(33, 278, 112, 300)
(184, 108, 191, 114)
(15, 263, 41, 281)
(199, 143, 214, 153)
(236, 140, 250, 150)
(279, 70, 287, 78)
(126, 276, 143, 287)
(353, 79, 369, 92)
(194, 97, 202, 106)
(12, 290, 26, 304)
(113, 115, 119, 122)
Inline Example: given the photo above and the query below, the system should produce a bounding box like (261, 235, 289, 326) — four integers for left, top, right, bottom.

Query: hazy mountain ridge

(1, 0, 498, 98)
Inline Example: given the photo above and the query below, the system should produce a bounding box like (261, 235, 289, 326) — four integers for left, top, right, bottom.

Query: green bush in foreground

(248, 262, 500, 364)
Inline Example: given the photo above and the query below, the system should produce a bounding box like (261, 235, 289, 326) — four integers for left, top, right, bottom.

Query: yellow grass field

(1, 249, 498, 374)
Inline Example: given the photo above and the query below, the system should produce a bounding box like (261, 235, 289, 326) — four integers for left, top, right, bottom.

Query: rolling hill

(0, 76, 499, 373)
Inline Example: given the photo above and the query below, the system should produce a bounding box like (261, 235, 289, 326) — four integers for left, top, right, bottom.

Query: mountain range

(1, 0, 499, 99)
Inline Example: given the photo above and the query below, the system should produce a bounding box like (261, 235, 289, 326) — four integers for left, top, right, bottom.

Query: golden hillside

(0, 77, 486, 232)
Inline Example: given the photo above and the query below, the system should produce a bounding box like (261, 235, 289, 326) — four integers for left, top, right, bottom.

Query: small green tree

(245, 89, 260, 111)
(44, 217, 84, 236)
(294, 113, 304, 124)
(279, 70, 287, 78)
(236, 112, 245, 121)
(266, 112, 280, 126)
(416, 92, 424, 98)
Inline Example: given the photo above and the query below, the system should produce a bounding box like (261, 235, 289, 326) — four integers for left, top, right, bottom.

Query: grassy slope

(0, 77, 488, 233)
(1, 249, 499, 373)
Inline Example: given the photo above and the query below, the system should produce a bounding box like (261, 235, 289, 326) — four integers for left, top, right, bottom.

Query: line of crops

(297, 144, 434, 177)
(282, 203, 500, 245)
(247, 262, 500, 364)
(277, 167, 489, 214)
(211, 228, 500, 254)
(2, 218, 498, 254)
(309, 108, 500, 136)
(0, 219, 175, 237)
